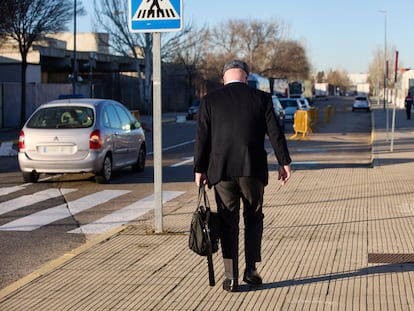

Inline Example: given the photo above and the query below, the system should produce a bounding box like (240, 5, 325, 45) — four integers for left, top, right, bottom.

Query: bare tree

(326, 69, 351, 93)
(204, 19, 310, 82)
(316, 71, 326, 83)
(163, 23, 209, 101)
(368, 45, 399, 93)
(0, 0, 84, 126)
(93, 0, 151, 112)
(271, 40, 310, 80)
(0, 2, 15, 41)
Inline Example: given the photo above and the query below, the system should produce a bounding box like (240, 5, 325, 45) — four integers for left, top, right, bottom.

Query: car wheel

(132, 144, 146, 172)
(95, 155, 112, 184)
(22, 171, 39, 183)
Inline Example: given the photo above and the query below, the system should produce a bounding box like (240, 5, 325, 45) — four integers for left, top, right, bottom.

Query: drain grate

(368, 253, 414, 264)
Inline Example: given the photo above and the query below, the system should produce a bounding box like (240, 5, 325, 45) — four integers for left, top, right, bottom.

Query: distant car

(18, 98, 146, 184)
(272, 95, 285, 130)
(186, 99, 200, 120)
(352, 96, 370, 112)
(299, 98, 312, 109)
(279, 98, 309, 122)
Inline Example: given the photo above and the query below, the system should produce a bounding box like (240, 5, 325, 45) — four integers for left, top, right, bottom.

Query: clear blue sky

(77, 0, 414, 74)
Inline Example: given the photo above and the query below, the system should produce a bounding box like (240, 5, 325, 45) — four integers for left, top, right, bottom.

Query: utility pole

(72, 0, 78, 95)
(378, 10, 387, 111)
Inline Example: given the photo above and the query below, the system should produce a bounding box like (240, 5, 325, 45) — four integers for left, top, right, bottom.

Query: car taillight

(18, 130, 25, 150)
(89, 130, 101, 149)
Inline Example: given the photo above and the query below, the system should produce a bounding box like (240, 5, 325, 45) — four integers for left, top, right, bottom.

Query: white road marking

(147, 140, 195, 156)
(0, 188, 77, 216)
(292, 161, 319, 165)
(171, 156, 194, 167)
(0, 185, 27, 197)
(69, 191, 184, 234)
(0, 190, 130, 231)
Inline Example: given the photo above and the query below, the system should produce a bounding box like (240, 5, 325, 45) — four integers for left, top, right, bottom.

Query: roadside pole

(391, 89, 396, 152)
(153, 33, 163, 232)
(390, 51, 399, 152)
(129, 0, 183, 232)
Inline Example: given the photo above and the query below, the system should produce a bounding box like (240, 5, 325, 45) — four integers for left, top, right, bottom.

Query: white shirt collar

(224, 80, 243, 85)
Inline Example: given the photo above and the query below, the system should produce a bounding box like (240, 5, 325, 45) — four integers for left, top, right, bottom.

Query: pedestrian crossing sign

(129, 0, 183, 32)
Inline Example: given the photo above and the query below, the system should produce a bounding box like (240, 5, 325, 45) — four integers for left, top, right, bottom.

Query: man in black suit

(194, 60, 292, 292)
(405, 92, 413, 120)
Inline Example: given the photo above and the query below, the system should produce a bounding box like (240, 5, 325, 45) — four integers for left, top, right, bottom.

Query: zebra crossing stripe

(0, 190, 130, 231)
(0, 185, 26, 197)
(0, 188, 77, 216)
(68, 191, 184, 234)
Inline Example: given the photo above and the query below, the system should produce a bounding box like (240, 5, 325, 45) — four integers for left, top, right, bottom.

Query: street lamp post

(72, 0, 78, 95)
(379, 10, 387, 111)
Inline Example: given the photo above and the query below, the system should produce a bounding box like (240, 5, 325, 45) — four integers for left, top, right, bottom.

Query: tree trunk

(20, 57, 27, 128)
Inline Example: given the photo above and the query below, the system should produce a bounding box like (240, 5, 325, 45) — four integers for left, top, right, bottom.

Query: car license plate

(39, 145, 74, 154)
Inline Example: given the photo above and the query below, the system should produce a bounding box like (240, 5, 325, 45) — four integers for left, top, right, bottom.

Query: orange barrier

(290, 110, 310, 139)
(343, 103, 347, 112)
(308, 107, 319, 132)
(324, 105, 332, 125)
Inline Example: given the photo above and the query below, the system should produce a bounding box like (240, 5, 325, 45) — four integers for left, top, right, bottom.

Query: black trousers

(406, 103, 412, 119)
(214, 177, 264, 279)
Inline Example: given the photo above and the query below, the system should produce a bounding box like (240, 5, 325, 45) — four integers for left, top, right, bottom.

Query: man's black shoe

(243, 270, 262, 285)
(222, 278, 238, 292)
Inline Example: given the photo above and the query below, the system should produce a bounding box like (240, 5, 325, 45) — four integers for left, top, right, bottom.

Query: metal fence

(0, 83, 73, 128)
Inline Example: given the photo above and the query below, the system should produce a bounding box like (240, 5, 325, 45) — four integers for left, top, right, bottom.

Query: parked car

(186, 99, 200, 120)
(352, 96, 371, 112)
(272, 95, 285, 130)
(18, 98, 146, 184)
(279, 98, 309, 122)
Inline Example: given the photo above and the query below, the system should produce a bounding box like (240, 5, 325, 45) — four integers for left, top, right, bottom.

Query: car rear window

(27, 106, 94, 129)
(355, 97, 367, 101)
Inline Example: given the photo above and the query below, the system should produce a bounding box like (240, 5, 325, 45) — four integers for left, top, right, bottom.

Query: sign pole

(390, 50, 399, 152)
(153, 32, 163, 232)
(129, 0, 183, 233)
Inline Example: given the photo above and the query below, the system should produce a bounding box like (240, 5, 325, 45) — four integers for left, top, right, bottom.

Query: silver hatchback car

(18, 98, 146, 184)
(352, 95, 371, 112)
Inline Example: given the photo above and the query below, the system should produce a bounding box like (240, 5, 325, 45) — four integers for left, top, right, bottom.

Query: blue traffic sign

(129, 0, 183, 32)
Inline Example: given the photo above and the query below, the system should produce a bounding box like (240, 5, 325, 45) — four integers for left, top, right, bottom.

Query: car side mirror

(132, 121, 141, 130)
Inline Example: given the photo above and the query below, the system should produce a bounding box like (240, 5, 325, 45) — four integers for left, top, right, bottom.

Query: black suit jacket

(194, 82, 292, 187)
